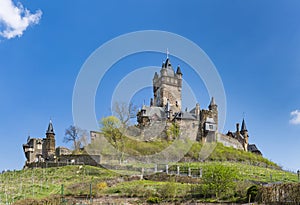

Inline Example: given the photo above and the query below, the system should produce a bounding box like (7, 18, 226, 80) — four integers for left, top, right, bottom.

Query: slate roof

(248, 144, 262, 155)
(176, 66, 182, 75)
(141, 105, 166, 120)
(241, 118, 247, 131)
(46, 120, 55, 135)
(174, 111, 197, 120)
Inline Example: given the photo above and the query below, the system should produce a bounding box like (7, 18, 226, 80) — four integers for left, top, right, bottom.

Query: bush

(159, 181, 177, 200)
(202, 164, 237, 199)
(147, 196, 161, 203)
(97, 182, 108, 192)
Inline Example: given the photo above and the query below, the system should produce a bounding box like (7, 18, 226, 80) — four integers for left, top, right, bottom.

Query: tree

(100, 116, 125, 163)
(112, 101, 138, 128)
(64, 125, 88, 151)
(202, 164, 237, 199)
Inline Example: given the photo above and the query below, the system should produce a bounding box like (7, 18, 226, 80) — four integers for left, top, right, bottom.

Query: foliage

(247, 185, 258, 202)
(202, 164, 238, 199)
(97, 182, 108, 191)
(166, 122, 180, 140)
(100, 116, 125, 162)
(0, 162, 298, 204)
(159, 180, 178, 200)
(186, 142, 280, 169)
(147, 196, 161, 203)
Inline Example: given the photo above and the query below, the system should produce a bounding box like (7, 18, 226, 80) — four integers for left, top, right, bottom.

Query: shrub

(202, 164, 237, 199)
(97, 182, 108, 192)
(147, 196, 161, 203)
(159, 181, 177, 200)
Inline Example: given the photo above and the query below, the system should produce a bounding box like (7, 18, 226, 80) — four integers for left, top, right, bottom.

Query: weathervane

(166, 48, 169, 59)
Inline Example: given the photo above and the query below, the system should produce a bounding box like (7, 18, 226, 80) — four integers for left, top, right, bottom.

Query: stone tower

(42, 120, 56, 160)
(240, 118, 249, 151)
(198, 97, 218, 142)
(208, 97, 218, 130)
(153, 58, 183, 114)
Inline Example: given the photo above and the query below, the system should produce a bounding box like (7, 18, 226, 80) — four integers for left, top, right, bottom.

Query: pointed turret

(240, 118, 249, 152)
(208, 97, 217, 110)
(241, 118, 247, 132)
(46, 120, 55, 135)
(43, 120, 56, 160)
(176, 65, 182, 75)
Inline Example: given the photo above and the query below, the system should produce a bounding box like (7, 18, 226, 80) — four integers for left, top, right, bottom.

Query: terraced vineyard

(0, 143, 298, 204)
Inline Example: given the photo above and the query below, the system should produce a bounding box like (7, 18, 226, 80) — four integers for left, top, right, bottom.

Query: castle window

(209, 125, 213, 130)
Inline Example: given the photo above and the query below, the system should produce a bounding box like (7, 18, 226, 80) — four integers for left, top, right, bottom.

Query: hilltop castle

(23, 57, 261, 167)
(23, 121, 100, 167)
(136, 57, 261, 155)
(23, 121, 58, 164)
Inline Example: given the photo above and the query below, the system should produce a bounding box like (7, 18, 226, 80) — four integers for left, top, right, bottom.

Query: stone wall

(25, 154, 101, 168)
(59, 154, 101, 166)
(258, 183, 300, 203)
(217, 133, 244, 150)
(178, 119, 199, 141)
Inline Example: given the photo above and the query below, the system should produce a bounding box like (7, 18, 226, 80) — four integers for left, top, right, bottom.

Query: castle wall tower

(208, 97, 218, 130)
(198, 97, 218, 142)
(153, 58, 182, 113)
(42, 120, 56, 160)
(240, 118, 249, 151)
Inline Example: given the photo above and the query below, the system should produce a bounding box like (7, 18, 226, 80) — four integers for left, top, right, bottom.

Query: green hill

(1, 142, 297, 204)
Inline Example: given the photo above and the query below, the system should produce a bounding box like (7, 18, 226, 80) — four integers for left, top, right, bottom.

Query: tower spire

(241, 118, 247, 132)
(46, 119, 55, 135)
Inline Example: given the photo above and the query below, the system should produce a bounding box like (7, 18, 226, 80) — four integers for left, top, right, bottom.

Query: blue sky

(0, 0, 300, 172)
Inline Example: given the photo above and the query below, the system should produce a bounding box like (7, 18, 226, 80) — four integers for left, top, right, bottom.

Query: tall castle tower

(240, 118, 249, 151)
(153, 58, 183, 113)
(42, 120, 56, 160)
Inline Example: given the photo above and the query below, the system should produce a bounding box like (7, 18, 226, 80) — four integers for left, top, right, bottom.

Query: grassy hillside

(1, 141, 297, 204)
(95, 134, 280, 169)
(0, 162, 297, 204)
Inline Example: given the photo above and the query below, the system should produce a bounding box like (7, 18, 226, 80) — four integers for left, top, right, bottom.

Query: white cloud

(0, 0, 42, 39)
(289, 110, 300, 125)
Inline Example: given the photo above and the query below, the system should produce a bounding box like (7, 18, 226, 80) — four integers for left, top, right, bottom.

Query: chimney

(195, 103, 200, 116)
(236, 123, 240, 133)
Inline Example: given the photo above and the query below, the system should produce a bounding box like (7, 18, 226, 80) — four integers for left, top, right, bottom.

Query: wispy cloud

(0, 0, 42, 39)
(289, 110, 300, 125)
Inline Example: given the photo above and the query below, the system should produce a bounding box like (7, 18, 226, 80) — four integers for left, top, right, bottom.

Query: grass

(0, 161, 297, 204)
(98, 132, 280, 169)
(1, 140, 298, 204)
(0, 165, 120, 204)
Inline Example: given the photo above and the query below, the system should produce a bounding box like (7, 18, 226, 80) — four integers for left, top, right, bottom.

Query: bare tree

(64, 125, 88, 151)
(112, 102, 138, 127)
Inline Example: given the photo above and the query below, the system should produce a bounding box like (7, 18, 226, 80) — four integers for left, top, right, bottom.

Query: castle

(23, 57, 261, 167)
(136, 57, 261, 155)
(23, 120, 59, 164)
(23, 121, 100, 167)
